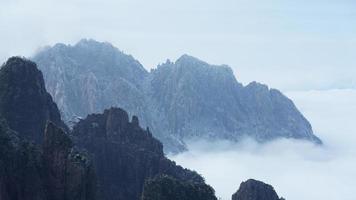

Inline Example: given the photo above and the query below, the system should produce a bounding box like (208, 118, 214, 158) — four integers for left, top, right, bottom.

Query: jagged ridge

(71, 107, 213, 200)
(33, 39, 322, 153)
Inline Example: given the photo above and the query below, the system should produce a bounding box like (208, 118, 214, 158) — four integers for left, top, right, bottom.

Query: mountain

(149, 55, 320, 143)
(0, 57, 291, 200)
(232, 179, 285, 200)
(33, 39, 322, 152)
(0, 56, 216, 200)
(0, 57, 67, 144)
(0, 57, 95, 200)
(71, 107, 215, 200)
(33, 39, 148, 125)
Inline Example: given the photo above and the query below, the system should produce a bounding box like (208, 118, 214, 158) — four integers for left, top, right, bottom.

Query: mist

(170, 89, 356, 200)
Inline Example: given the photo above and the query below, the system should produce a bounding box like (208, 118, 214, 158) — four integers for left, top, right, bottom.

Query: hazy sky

(171, 89, 356, 200)
(0, 0, 355, 90)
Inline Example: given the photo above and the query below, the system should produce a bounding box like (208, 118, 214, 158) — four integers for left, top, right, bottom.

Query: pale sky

(1, 0, 355, 91)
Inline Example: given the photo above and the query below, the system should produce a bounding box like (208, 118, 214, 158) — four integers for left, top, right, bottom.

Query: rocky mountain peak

(73, 107, 163, 154)
(246, 81, 270, 91)
(71, 107, 211, 200)
(33, 40, 322, 152)
(0, 57, 67, 144)
(176, 54, 201, 63)
(175, 54, 235, 75)
(76, 38, 113, 48)
(232, 179, 284, 200)
(0, 57, 95, 200)
(33, 39, 149, 123)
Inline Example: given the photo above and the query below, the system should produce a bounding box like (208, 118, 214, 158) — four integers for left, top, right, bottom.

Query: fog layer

(170, 89, 356, 200)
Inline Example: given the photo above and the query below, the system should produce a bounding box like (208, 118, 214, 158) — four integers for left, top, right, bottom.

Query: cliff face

(33, 39, 321, 152)
(0, 57, 95, 200)
(43, 122, 96, 200)
(0, 57, 67, 144)
(0, 119, 45, 200)
(149, 55, 244, 141)
(72, 107, 210, 200)
(231, 179, 284, 200)
(33, 39, 149, 127)
(150, 56, 321, 144)
(0, 120, 95, 200)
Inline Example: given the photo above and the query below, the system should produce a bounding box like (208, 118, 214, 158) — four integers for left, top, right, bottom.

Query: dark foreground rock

(141, 175, 217, 200)
(0, 57, 95, 200)
(72, 107, 214, 200)
(0, 120, 95, 200)
(0, 57, 67, 144)
(43, 122, 96, 200)
(232, 179, 285, 200)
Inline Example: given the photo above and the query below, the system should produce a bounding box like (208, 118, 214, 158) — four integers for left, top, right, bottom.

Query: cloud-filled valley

(170, 89, 356, 200)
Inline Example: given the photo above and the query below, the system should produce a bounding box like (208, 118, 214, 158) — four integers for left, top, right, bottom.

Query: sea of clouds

(170, 89, 356, 200)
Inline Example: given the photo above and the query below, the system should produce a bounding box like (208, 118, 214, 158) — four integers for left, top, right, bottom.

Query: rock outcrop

(72, 107, 211, 200)
(232, 179, 285, 200)
(0, 57, 67, 144)
(141, 175, 217, 200)
(43, 122, 96, 200)
(0, 57, 95, 200)
(33, 39, 322, 153)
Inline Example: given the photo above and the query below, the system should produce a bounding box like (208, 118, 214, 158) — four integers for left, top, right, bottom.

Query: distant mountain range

(33, 39, 322, 152)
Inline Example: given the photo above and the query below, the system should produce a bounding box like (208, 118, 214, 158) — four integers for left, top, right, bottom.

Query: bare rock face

(33, 39, 148, 127)
(72, 107, 211, 200)
(0, 57, 67, 144)
(43, 122, 96, 200)
(150, 55, 322, 145)
(34, 40, 321, 153)
(232, 179, 285, 200)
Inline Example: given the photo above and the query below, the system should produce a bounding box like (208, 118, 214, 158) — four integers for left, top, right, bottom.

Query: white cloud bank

(170, 89, 356, 200)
